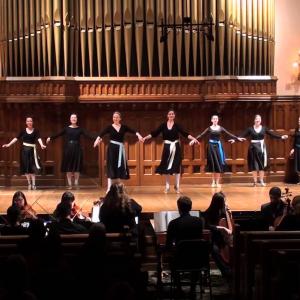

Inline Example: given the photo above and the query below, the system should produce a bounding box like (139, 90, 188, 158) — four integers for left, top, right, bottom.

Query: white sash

(164, 140, 179, 170)
(23, 143, 41, 169)
(251, 139, 267, 167)
(110, 140, 126, 168)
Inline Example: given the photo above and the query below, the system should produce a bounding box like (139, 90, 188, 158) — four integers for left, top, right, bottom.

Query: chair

(170, 239, 212, 299)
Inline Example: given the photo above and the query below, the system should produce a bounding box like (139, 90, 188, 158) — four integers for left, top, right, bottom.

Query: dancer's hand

(282, 135, 288, 140)
(46, 137, 51, 144)
(228, 139, 235, 144)
(41, 144, 46, 150)
(290, 149, 294, 157)
(189, 139, 198, 146)
(93, 138, 101, 148)
(2, 144, 9, 148)
(237, 137, 246, 142)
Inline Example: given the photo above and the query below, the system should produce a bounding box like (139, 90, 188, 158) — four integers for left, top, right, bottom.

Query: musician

(166, 196, 203, 248)
(204, 192, 234, 278)
(260, 187, 285, 228)
(276, 195, 300, 231)
(11, 191, 37, 221)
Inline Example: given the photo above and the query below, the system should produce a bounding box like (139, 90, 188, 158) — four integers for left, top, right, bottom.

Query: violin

(21, 204, 38, 220)
(71, 202, 90, 221)
(91, 197, 104, 223)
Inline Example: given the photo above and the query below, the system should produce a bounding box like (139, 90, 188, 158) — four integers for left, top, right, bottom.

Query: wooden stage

(0, 183, 299, 215)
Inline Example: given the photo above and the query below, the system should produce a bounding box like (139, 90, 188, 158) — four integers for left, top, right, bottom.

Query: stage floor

(0, 183, 299, 215)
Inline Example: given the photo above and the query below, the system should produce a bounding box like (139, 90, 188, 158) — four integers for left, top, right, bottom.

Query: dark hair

(269, 186, 281, 198)
(104, 183, 132, 214)
(55, 201, 72, 220)
(61, 191, 75, 204)
(205, 192, 226, 226)
(177, 196, 192, 214)
(6, 205, 22, 225)
(12, 191, 28, 207)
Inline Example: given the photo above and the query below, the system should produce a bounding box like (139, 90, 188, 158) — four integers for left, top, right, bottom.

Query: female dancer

(143, 109, 198, 193)
(93, 111, 143, 192)
(240, 114, 288, 186)
(191, 114, 243, 187)
(2, 116, 46, 190)
(46, 113, 94, 189)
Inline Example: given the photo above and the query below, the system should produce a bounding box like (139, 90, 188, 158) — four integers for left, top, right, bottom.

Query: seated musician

(12, 191, 37, 221)
(166, 196, 203, 249)
(261, 187, 285, 229)
(276, 195, 300, 230)
(204, 192, 233, 278)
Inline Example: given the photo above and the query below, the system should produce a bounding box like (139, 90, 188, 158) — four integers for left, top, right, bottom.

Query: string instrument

(71, 201, 90, 221)
(273, 188, 293, 228)
(21, 204, 37, 220)
(218, 204, 234, 264)
(91, 197, 104, 223)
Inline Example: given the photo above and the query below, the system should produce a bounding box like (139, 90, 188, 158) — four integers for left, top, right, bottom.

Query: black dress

(50, 127, 93, 172)
(241, 126, 282, 171)
(292, 130, 300, 173)
(151, 122, 189, 175)
(197, 127, 237, 173)
(17, 129, 42, 174)
(99, 125, 137, 179)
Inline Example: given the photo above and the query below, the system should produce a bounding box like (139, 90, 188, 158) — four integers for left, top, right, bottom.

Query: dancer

(93, 111, 143, 192)
(2, 116, 46, 190)
(46, 113, 94, 189)
(240, 114, 288, 186)
(190, 114, 243, 187)
(143, 109, 198, 193)
(290, 116, 300, 184)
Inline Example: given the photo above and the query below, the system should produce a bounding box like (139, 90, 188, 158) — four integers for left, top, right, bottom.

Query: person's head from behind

(55, 201, 72, 220)
(6, 205, 22, 226)
(105, 183, 128, 208)
(12, 191, 27, 209)
(209, 192, 226, 212)
(87, 223, 106, 249)
(177, 196, 192, 215)
(269, 187, 281, 205)
(61, 191, 75, 205)
(292, 195, 300, 215)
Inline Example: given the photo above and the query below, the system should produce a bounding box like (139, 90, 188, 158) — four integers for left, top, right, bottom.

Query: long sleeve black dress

(50, 126, 94, 172)
(196, 126, 238, 173)
(291, 129, 300, 173)
(150, 122, 189, 174)
(98, 125, 137, 179)
(17, 129, 41, 174)
(240, 126, 282, 171)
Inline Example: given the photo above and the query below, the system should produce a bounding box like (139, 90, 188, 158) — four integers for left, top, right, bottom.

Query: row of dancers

(3, 110, 299, 192)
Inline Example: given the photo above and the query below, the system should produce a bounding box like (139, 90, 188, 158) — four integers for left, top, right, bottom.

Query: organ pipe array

(0, 0, 275, 77)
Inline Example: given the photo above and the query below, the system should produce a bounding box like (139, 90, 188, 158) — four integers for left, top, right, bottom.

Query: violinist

(204, 192, 234, 278)
(12, 191, 37, 221)
(260, 187, 285, 229)
(276, 195, 300, 231)
(53, 191, 90, 223)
